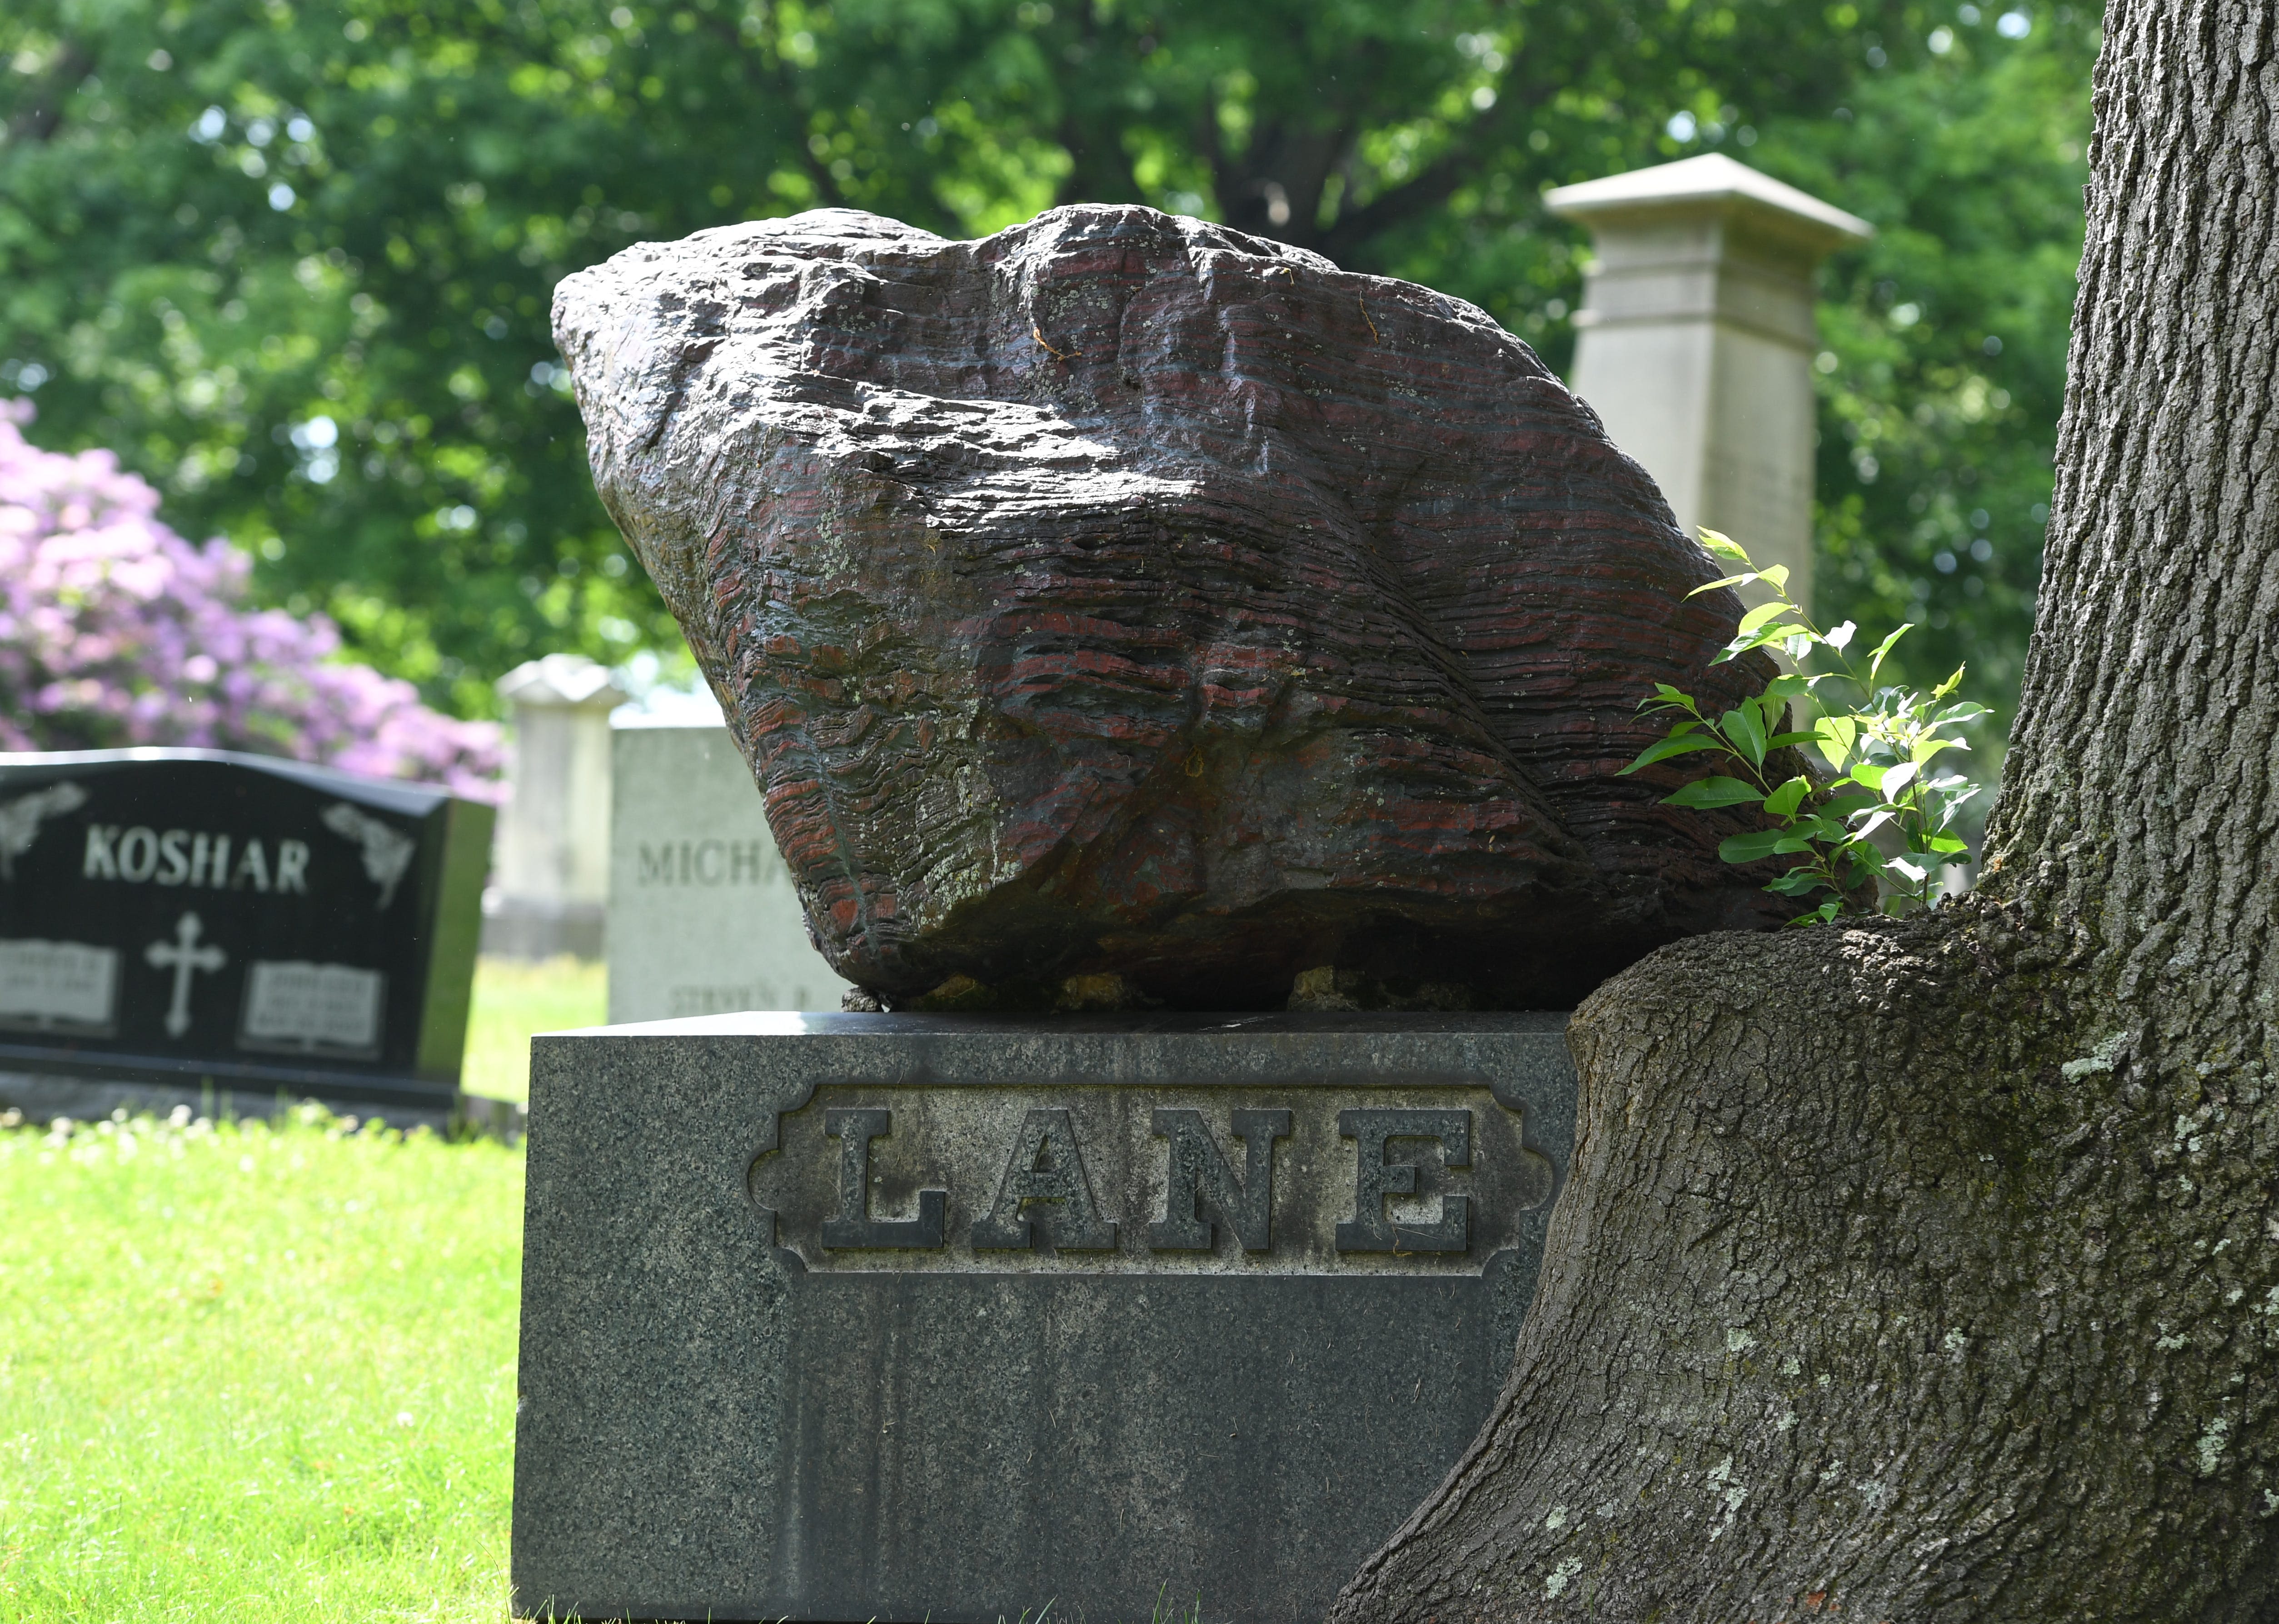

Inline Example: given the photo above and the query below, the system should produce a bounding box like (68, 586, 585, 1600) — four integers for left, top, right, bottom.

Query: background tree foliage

(1758, 7, 2097, 777)
(0, 0, 2094, 744)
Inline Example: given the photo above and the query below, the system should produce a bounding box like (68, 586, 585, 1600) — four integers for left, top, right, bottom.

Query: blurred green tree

(1759, 4, 2099, 767)
(0, 0, 2085, 735)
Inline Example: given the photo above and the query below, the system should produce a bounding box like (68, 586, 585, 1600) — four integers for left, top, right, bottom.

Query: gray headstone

(0, 748, 493, 1125)
(607, 718, 851, 1021)
(484, 655, 624, 961)
(513, 1011, 1574, 1624)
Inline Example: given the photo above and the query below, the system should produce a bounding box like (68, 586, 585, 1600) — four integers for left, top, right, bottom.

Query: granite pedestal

(513, 1012, 1576, 1624)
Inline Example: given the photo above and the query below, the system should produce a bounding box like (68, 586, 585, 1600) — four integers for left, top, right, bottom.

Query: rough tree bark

(1333, 4, 2279, 1619)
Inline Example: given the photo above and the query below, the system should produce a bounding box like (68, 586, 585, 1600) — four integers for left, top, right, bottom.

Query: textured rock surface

(554, 204, 1793, 1009)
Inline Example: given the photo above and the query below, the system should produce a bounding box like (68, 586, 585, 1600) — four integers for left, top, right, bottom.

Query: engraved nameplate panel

(238, 960, 386, 1057)
(0, 937, 120, 1035)
(749, 1081, 1554, 1276)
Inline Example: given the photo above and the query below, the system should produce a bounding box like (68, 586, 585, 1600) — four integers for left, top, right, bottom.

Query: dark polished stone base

(0, 1065, 516, 1137)
(0, 1043, 464, 1126)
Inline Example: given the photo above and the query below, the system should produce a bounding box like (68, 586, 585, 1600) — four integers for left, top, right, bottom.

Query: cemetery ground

(460, 956, 607, 1106)
(0, 956, 600, 1621)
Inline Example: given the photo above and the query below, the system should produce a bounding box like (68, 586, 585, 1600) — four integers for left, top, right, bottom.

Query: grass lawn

(0, 957, 599, 1621)
(0, 1106, 525, 1622)
(0, 964, 1210, 1623)
(0, 955, 606, 1620)
(458, 956, 608, 1106)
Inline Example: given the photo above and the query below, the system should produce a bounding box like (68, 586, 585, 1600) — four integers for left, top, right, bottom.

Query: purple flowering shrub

(0, 403, 501, 797)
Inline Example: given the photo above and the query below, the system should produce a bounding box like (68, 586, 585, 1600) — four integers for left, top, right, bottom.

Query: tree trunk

(1332, 4, 2279, 1618)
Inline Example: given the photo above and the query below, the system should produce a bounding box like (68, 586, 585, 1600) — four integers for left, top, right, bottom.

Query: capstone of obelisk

(550, 204, 1800, 1011)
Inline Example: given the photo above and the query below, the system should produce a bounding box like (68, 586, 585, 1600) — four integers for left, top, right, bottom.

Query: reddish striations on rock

(554, 204, 1798, 1010)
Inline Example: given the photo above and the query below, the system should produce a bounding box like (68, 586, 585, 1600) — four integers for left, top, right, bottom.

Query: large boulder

(554, 204, 1792, 1010)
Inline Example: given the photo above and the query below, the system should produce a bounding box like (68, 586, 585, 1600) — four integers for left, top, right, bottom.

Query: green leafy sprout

(1621, 529, 1990, 926)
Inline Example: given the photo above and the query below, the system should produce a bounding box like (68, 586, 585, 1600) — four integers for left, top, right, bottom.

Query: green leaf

(1663, 777, 1765, 809)
(1841, 846, 1884, 882)
(1933, 664, 1966, 700)
(1850, 807, 1898, 842)
(1868, 623, 1914, 685)
(1850, 759, 1887, 792)
(1698, 528, 1752, 563)
(1618, 732, 1729, 775)
(1927, 834, 1970, 854)
(1758, 563, 1791, 593)
(1687, 572, 1760, 598)
(1713, 622, 1804, 664)
(1772, 831, 1823, 854)
(1762, 776, 1811, 817)
(1815, 714, 1858, 769)
(1718, 828, 1790, 864)
(1719, 705, 1769, 768)
(1736, 600, 1792, 635)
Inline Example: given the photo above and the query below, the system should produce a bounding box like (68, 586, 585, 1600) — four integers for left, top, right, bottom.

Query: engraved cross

(145, 911, 226, 1038)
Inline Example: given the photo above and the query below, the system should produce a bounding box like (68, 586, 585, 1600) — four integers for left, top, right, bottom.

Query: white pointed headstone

(485, 654, 625, 959)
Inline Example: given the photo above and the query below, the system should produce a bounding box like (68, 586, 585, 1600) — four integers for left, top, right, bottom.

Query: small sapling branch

(1620, 530, 1988, 924)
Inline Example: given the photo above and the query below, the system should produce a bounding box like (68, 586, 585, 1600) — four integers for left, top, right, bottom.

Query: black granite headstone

(0, 748, 493, 1118)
